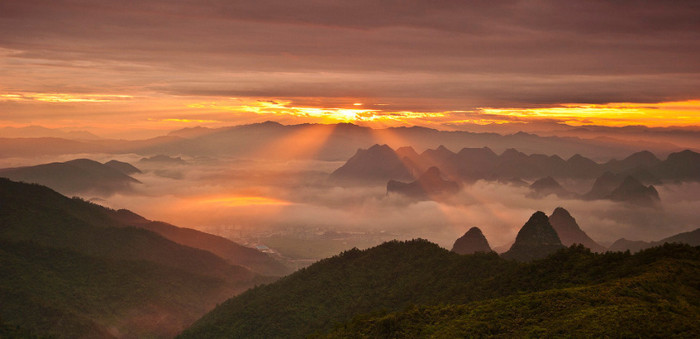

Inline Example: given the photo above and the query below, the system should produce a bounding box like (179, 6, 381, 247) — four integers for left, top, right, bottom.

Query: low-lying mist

(87, 156, 700, 258)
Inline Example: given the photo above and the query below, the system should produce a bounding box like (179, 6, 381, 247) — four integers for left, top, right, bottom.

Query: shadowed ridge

(548, 207, 605, 253)
(451, 227, 493, 254)
(387, 166, 459, 199)
(608, 175, 660, 206)
(0, 158, 140, 195)
(330, 144, 415, 183)
(502, 211, 565, 261)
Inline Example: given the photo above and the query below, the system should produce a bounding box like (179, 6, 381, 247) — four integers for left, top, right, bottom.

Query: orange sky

(1, 2, 698, 138)
(1, 92, 698, 138)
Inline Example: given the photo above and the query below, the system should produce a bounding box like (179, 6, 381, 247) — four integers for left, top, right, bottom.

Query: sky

(1, 0, 699, 138)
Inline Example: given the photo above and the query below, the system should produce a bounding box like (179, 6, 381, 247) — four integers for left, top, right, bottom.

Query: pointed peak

(451, 226, 492, 254)
(528, 211, 549, 222)
(502, 211, 564, 261)
(551, 207, 571, 218)
(466, 226, 484, 235)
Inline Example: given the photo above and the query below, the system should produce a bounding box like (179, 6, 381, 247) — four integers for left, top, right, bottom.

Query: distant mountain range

(609, 228, 700, 253)
(527, 174, 661, 206)
(0, 121, 694, 160)
(0, 178, 286, 337)
(387, 166, 459, 199)
(456, 207, 696, 256)
(332, 144, 698, 205)
(0, 125, 101, 140)
(332, 144, 700, 183)
(0, 158, 141, 196)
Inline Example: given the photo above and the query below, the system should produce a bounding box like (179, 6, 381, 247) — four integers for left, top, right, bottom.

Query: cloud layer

(1, 1, 699, 134)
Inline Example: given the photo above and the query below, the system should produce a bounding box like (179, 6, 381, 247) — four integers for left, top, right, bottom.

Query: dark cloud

(0, 0, 699, 111)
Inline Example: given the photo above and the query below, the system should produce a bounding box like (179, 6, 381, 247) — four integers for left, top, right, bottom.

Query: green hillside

(181, 241, 700, 338)
(0, 240, 233, 338)
(0, 178, 266, 337)
(327, 245, 700, 338)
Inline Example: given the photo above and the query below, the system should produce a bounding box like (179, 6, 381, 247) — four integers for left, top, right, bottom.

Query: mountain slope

(0, 178, 250, 281)
(609, 228, 700, 253)
(386, 166, 459, 199)
(527, 176, 571, 198)
(548, 207, 605, 252)
(111, 209, 291, 276)
(180, 240, 700, 338)
(0, 158, 139, 195)
(0, 240, 227, 338)
(0, 178, 264, 337)
(180, 240, 514, 338)
(330, 144, 415, 183)
(451, 227, 492, 254)
(608, 176, 660, 206)
(502, 211, 565, 261)
(104, 160, 142, 175)
(326, 245, 700, 338)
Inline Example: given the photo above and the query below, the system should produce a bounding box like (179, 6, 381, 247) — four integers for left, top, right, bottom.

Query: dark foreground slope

(0, 240, 226, 338)
(0, 178, 266, 338)
(111, 209, 292, 276)
(327, 246, 700, 338)
(180, 240, 700, 338)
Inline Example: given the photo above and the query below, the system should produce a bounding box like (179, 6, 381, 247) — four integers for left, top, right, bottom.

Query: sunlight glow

(0, 92, 133, 103)
(197, 195, 291, 207)
(479, 101, 700, 127)
(185, 98, 700, 128)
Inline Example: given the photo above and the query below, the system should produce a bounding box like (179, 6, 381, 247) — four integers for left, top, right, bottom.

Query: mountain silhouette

(0, 178, 265, 337)
(330, 144, 415, 183)
(604, 150, 661, 173)
(583, 171, 625, 200)
(565, 154, 603, 178)
(330, 144, 700, 185)
(528, 176, 571, 198)
(451, 227, 493, 254)
(387, 166, 459, 199)
(548, 207, 605, 252)
(104, 159, 142, 175)
(502, 211, 565, 261)
(609, 228, 700, 253)
(0, 158, 140, 195)
(111, 209, 291, 276)
(655, 149, 700, 181)
(608, 238, 654, 253)
(608, 176, 660, 206)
